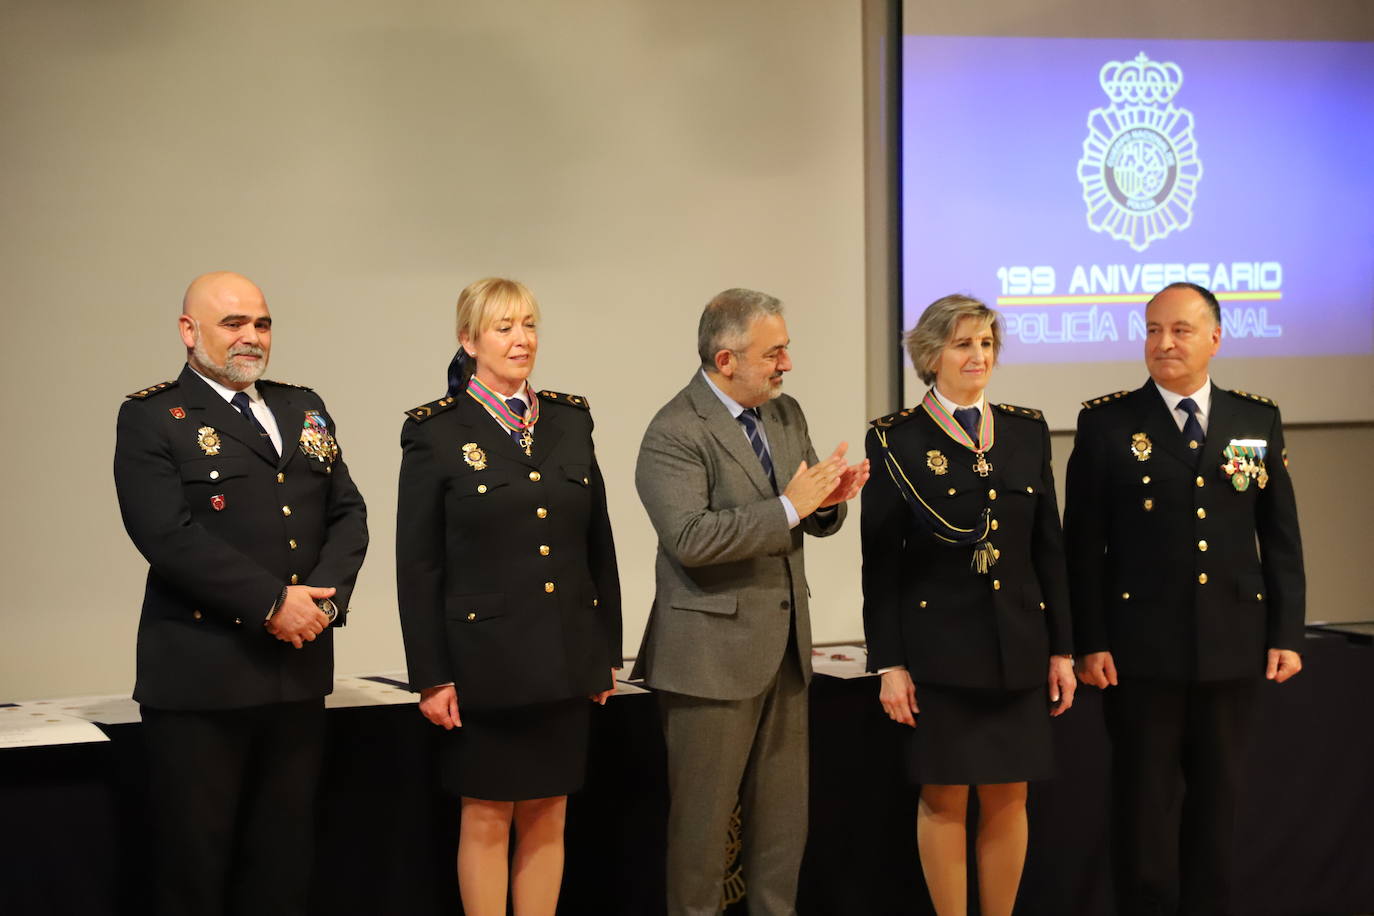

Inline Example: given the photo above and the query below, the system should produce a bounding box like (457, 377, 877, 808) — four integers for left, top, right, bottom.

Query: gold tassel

(971, 540, 998, 575)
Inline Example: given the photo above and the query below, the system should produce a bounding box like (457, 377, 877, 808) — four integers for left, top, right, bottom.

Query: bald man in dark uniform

(114, 271, 368, 916)
(1064, 282, 1304, 916)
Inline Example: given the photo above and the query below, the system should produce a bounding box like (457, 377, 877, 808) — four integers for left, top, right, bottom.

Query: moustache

(229, 346, 265, 358)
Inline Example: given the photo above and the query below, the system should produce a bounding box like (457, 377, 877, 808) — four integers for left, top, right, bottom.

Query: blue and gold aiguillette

(1130, 432, 1152, 462)
(926, 450, 949, 475)
(197, 426, 222, 456)
(462, 442, 488, 471)
(1222, 439, 1267, 491)
(298, 410, 339, 463)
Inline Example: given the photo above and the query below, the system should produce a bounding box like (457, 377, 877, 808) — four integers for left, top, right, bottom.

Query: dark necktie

(506, 397, 528, 447)
(953, 406, 981, 444)
(230, 391, 278, 458)
(737, 407, 776, 485)
(1177, 397, 1205, 450)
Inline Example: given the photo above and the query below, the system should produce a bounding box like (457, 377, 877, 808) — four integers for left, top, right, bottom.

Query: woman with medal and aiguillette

(860, 294, 1076, 916)
(395, 277, 621, 916)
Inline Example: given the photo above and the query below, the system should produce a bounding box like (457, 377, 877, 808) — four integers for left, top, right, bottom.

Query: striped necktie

(736, 407, 775, 484)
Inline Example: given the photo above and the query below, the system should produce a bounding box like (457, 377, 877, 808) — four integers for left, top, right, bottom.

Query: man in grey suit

(633, 288, 868, 916)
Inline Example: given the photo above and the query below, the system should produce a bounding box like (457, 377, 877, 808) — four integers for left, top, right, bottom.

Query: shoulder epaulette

(125, 380, 178, 399)
(259, 378, 314, 391)
(1228, 389, 1277, 408)
(405, 395, 460, 422)
(993, 402, 1043, 421)
(870, 406, 921, 429)
(1081, 390, 1131, 410)
(537, 390, 591, 411)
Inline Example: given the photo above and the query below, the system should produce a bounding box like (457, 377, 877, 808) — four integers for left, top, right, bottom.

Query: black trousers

(1103, 678, 1258, 916)
(140, 699, 325, 916)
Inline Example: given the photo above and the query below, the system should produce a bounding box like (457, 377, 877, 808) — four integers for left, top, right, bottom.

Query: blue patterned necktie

(737, 407, 775, 484)
(953, 406, 981, 444)
(1177, 397, 1205, 450)
(505, 398, 528, 447)
(230, 391, 278, 458)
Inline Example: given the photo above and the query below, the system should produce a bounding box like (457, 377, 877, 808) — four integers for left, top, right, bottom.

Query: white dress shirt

(190, 366, 284, 455)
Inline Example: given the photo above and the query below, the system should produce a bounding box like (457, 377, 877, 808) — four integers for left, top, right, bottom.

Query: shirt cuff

(779, 495, 800, 529)
(877, 665, 907, 674)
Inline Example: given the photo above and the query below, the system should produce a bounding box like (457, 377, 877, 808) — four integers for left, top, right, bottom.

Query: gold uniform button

(1195, 476, 1205, 488)
(583, 477, 589, 485)
(992, 548, 1001, 559)
(209, 470, 220, 480)
(1189, 439, 1199, 449)
(477, 484, 488, 494)
(291, 574, 299, 585)
(1025, 486, 1034, 494)
(544, 581, 555, 593)
(1198, 573, 1208, 585)
(233, 618, 242, 626)
(992, 579, 1001, 590)
(277, 472, 285, 484)
(529, 471, 541, 482)
(539, 545, 550, 556)
(919, 600, 928, 608)
(948, 488, 956, 496)
(1039, 601, 1046, 610)
(536, 507, 548, 518)
(466, 612, 476, 622)
(1256, 593, 1264, 600)
(988, 489, 998, 500)
(1143, 499, 1154, 511)
(990, 519, 999, 531)
(192, 610, 203, 620)
(1142, 475, 1151, 484)
(289, 539, 298, 550)
(592, 598, 599, 607)
(326, 466, 332, 474)
(1197, 508, 1207, 519)
(1198, 540, 1208, 552)
(281, 505, 292, 516)
(1122, 592, 1131, 600)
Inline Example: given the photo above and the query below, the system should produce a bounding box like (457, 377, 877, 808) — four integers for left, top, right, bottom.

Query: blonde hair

(904, 294, 1003, 385)
(456, 277, 542, 348)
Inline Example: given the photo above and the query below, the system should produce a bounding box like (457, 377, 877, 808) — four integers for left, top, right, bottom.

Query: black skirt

(904, 682, 1053, 786)
(439, 697, 590, 801)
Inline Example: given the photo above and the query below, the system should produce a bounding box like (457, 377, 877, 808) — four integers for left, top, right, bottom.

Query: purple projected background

(902, 37, 1374, 364)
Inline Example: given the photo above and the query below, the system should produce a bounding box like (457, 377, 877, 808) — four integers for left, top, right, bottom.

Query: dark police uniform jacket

(114, 365, 369, 711)
(861, 401, 1072, 690)
(395, 389, 622, 710)
(1064, 381, 1305, 682)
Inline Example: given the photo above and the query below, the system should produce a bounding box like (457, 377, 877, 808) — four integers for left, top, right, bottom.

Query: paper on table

(811, 645, 875, 680)
(0, 705, 110, 748)
(325, 676, 416, 709)
(19, 694, 142, 726)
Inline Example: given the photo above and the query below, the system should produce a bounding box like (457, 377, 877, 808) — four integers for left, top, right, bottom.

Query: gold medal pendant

(518, 428, 533, 457)
(973, 453, 993, 477)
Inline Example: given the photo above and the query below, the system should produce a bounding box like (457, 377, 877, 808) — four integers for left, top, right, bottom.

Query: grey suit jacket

(631, 372, 846, 700)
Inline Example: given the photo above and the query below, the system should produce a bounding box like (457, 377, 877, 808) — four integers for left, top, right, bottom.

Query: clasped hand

(265, 584, 335, 649)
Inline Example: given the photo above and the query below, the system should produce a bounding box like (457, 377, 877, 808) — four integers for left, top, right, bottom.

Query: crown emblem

(1076, 52, 1202, 252)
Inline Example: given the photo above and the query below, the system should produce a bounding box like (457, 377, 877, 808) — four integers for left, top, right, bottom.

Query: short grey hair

(697, 288, 784, 369)
(904, 294, 1003, 385)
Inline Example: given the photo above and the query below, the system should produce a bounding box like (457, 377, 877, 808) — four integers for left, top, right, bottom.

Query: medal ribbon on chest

(466, 376, 539, 455)
(920, 391, 996, 477)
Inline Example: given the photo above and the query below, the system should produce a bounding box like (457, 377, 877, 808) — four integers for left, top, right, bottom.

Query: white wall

(0, 0, 867, 700)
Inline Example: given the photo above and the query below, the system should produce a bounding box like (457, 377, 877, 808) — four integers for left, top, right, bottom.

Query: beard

(192, 333, 268, 385)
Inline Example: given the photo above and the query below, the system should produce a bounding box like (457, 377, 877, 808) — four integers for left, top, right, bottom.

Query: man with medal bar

(113, 271, 368, 916)
(1064, 281, 1306, 916)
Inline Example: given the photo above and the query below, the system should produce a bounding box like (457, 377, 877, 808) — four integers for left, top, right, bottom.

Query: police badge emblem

(298, 411, 340, 464)
(1130, 432, 1152, 461)
(461, 442, 488, 471)
(1077, 52, 1203, 252)
(926, 450, 949, 475)
(197, 426, 222, 456)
